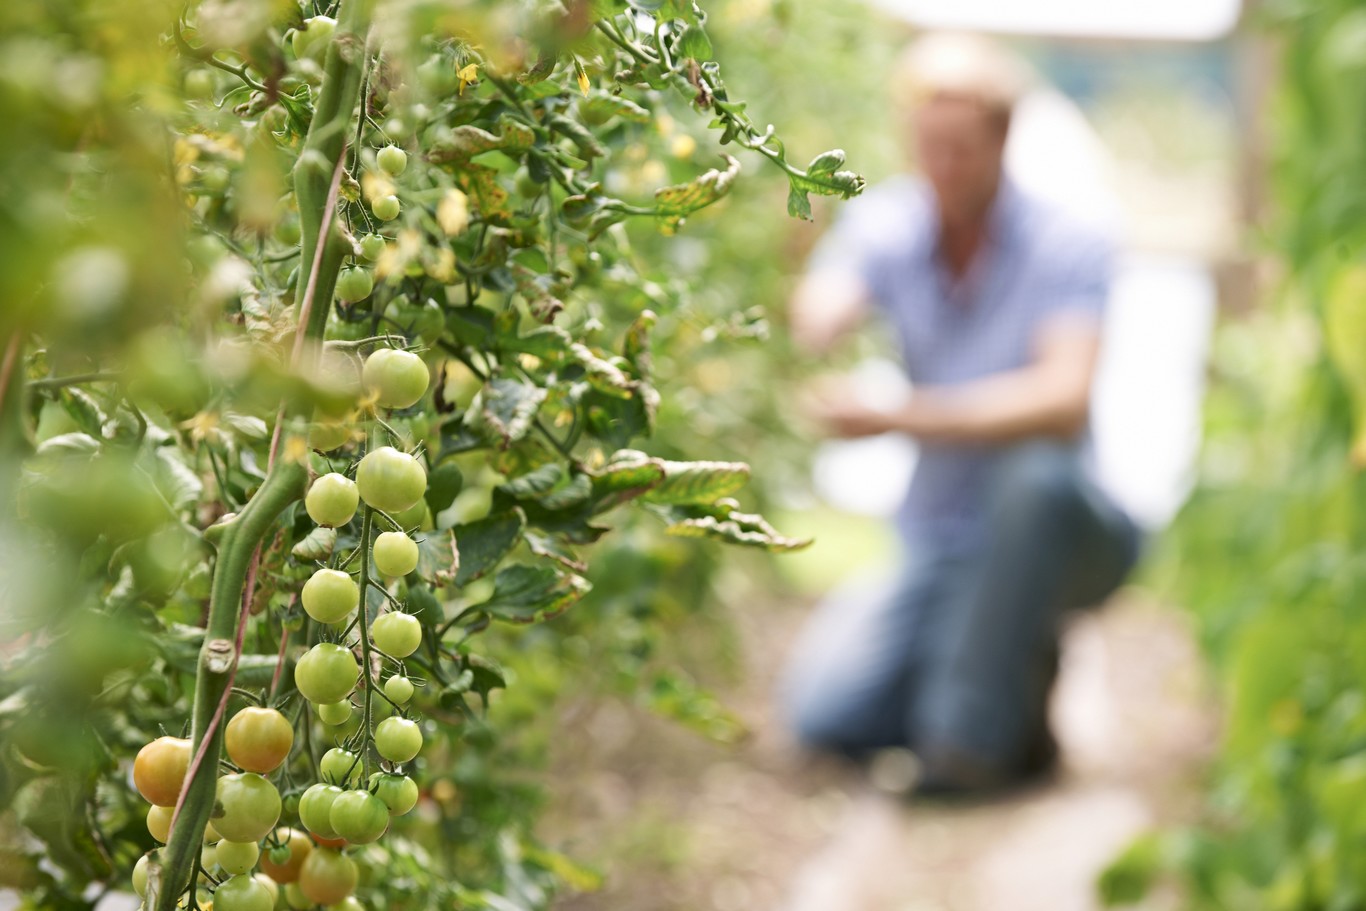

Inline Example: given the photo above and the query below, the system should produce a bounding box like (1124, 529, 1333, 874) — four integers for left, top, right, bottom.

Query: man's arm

(809, 314, 1102, 444)
(788, 270, 871, 356)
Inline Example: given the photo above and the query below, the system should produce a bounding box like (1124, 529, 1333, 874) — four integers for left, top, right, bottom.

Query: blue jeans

(784, 441, 1142, 773)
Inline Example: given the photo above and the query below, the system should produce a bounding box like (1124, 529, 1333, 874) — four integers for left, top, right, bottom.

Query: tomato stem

(356, 505, 377, 780)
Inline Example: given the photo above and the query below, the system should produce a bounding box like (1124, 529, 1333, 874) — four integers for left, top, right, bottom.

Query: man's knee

(990, 440, 1082, 521)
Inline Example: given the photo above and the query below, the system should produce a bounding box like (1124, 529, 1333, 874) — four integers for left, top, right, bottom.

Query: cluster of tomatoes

(131, 344, 435, 909)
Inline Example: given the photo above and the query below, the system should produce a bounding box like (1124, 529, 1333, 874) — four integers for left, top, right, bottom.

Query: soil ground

(543, 589, 1218, 911)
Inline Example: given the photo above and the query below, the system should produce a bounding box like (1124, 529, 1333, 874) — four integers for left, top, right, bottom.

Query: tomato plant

(0, 0, 859, 906)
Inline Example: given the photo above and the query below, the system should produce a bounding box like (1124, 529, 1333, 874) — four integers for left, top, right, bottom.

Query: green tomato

(147, 804, 173, 843)
(335, 266, 374, 303)
(133, 852, 152, 897)
(216, 840, 260, 875)
(371, 194, 401, 222)
(301, 569, 358, 624)
(362, 348, 430, 410)
(215, 874, 275, 911)
(298, 783, 343, 840)
(356, 446, 426, 513)
(372, 531, 419, 577)
(371, 612, 422, 659)
(384, 675, 415, 705)
(297, 848, 357, 906)
(305, 473, 358, 527)
(184, 68, 215, 100)
(202, 843, 218, 873)
(358, 234, 387, 262)
(320, 747, 363, 787)
(374, 716, 423, 763)
(308, 419, 352, 452)
(369, 772, 419, 816)
(215, 773, 282, 843)
(291, 16, 336, 63)
(376, 145, 408, 177)
(294, 643, 358, 704)
(327, 789, 389, 844)
(330, 897, 365, 911)
(317, 700, 353, 726)
(284, 882, 312, 909)
(253, 873, 279, 907)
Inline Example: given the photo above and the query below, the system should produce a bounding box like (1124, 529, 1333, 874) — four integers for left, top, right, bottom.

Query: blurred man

(783, 34, 1141, 795)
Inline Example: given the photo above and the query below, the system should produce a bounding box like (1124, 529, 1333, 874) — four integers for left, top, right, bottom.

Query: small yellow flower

(458, 63, 480, 96)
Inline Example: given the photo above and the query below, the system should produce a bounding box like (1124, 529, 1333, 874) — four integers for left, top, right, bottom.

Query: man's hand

(800, 375, 901, 439)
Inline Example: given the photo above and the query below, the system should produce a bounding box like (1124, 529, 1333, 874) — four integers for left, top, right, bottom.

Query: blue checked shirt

(808, 175, 1116, 549)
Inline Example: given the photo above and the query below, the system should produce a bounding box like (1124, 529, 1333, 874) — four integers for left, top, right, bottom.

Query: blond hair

(892, 33, 1031, 130)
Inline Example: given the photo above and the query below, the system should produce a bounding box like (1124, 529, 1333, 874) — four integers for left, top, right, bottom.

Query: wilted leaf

(661, 498, 811, 551)
(479, 564, 590, 623)
(654, 154, 740, 232)
(469, 378, 548, 448)
(415, 529, 460, 585)
(292, 526, 336, 562)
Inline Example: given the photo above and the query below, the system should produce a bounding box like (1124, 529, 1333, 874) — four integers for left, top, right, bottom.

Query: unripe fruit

(384, 675, 415, 705)
(134, 736, 192, 806)
(215, 773, 282, 843)
(328, 789, 389, 844)
(259, 828, 311, 884)
(377, 145, 408, 177)
(358, 234, 386, 262)
(371, 611, 422, 658)
(371, 194, 401, 221)
(362, 348, 430, 410)
(297, 784, 343, 840)
(216, 840, 260, 875)
(374, 716, 423, 763)
(372, 531, 419, 577)
(301, 569, 359, 624)
(335, 266, 374, 303)
(317, 700, 352, 725)
(294, 643, 358, 704)
(356, 447, 426, 513)
(298, 848, 358, 906)
(291, 16, 336, 63)
(305, 473, 358, 527)
(147, 805, 173, 843)
(225, 706, 294, 773)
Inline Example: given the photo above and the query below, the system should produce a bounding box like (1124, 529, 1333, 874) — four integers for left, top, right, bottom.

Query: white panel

(865, 0, 1242, 41)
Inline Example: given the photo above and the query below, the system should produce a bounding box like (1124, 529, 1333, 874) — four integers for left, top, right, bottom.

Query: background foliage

(1101, 2, 1366, 907)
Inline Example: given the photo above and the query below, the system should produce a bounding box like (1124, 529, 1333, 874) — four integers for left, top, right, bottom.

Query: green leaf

(579, 92, 651, 125)
(806, 148, 846, 178)
(787, 182, 813, 221)
(675, 23, 713, 60)
(503, 325, 572, 360)
(499, 463, 563, 498)
(464, 653, 507, 707)
(480, 564, 591, 624)
(654, 154, 741, 232)
(407, 583, 445, 628)
(622, 309, 656, 379)
(415, 529, 460, 585)
(453, 509, 527, 586)
(645, 670, 747, 744)
(643, 459, 750, 504)
(292, 526, 336, 562)
(469, 378, 548, 448)
(424, 462, 464, 518)
(151, 448, 203, 512)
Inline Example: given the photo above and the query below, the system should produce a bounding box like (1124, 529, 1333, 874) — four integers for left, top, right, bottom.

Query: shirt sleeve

(1041, 223, 1115, 326)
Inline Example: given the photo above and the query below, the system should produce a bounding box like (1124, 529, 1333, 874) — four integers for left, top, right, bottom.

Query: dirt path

(544, 590, 1217, 911)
